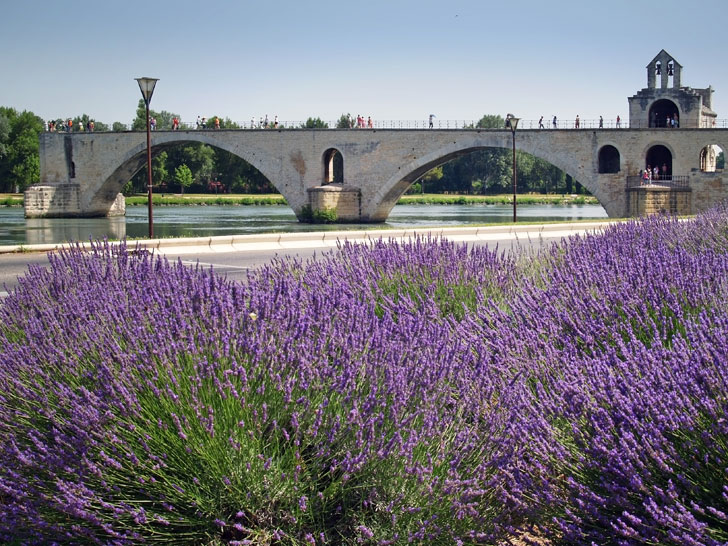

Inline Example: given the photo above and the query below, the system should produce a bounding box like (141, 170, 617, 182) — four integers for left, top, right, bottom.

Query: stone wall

(307, 184, 361, 221)
(24, 184, 82, 218)
(34, 128, 728, 222)
(628, 186, 691, 216)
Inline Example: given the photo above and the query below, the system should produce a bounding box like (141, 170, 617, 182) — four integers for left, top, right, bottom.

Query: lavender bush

(1, 207, 728, 545)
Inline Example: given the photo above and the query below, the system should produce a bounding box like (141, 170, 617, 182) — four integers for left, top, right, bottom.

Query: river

(0, 203, 607, 246)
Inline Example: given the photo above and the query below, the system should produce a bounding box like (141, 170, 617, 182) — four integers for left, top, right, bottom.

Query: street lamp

(135, 77, 159, 238)
(507, 114, 520, 223)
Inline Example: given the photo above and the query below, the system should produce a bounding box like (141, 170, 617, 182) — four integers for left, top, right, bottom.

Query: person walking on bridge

(539, 116, 544, 129)
(575, 115, 580, 129)
(552, 116, 557, 129)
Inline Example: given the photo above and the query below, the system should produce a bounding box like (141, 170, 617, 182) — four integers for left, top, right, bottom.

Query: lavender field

(1, 208, 728, 545)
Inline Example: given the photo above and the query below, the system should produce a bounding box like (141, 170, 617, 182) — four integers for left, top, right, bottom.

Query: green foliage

(152, 151, 168, 186)
(0, 107, 44, 191)
(336, 113, 353, 129)
(71, 114, 103, 132)
(131, 99, 180, 131)
(125, 194, 287, 206)
(112, 121, 128, 132)
(718, 151, 725, 170)
(0, 113, 10, 159)
(299, 205, 338, 222)
(475, 114, 506, 129)
(300, 117, 328, 129)
(121, 181, 134, 196)
(313, 207, 337, 222)
(174, 164, 194, 194)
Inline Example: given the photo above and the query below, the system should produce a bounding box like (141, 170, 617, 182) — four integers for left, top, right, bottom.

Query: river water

(0, 203, 607, 246)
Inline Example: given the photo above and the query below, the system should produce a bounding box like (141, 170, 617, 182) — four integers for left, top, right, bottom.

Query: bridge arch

(645, 144, 673, 175)
(598, 145, 621, 173)
(87, 132, 294, 212)
(322, 148, 344, 184)
(700, 144, 725, 172)
(649, 98, 680, 128)
(370, 133, 608, 220)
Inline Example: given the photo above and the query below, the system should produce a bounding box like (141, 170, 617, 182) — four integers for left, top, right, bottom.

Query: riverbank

(0, 193, 598, 207)
(126, 193, 599, 206)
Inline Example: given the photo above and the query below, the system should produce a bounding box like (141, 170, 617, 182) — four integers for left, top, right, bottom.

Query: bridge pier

(306, 184, 362, 221)
(628, 185, 691, 216)
(24, 184, 125, 218)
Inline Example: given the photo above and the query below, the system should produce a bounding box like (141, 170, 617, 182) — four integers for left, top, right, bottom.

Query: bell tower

(629, 50, 716, 128)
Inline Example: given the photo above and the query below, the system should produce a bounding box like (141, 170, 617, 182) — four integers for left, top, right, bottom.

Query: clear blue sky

(2, 0, 727, 126)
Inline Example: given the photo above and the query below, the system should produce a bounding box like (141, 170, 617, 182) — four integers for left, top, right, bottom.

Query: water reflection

(24, 216, 127, 245)
(0, 203, 608, 246)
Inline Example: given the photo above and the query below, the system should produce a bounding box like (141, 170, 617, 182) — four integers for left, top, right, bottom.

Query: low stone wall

(24, 184, 82, 218)
(307, 184, 361, 221)
(628, 186, 691, 216)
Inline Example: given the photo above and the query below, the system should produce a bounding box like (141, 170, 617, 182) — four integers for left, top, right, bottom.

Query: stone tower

(628, 49, 716, 129)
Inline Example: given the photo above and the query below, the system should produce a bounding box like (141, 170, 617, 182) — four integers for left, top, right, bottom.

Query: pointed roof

(647, 49, 682, 68)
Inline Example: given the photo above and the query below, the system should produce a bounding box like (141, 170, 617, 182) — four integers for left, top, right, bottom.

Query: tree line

(4, 105, 722, 195)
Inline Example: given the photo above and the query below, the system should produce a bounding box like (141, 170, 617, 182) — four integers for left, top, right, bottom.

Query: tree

(336, 113, 353, 129)
(131, 99, 180, 131)
(718, 151, 725, 170)
(475, 114, 506, 129)
(300, 117, 328, 129)
(0, 111, 9, 160)
(174, 164, 194, 194)
(112, 121, 128, 132)
(152, 151, 168, 188)
(0, 107, 44, 192)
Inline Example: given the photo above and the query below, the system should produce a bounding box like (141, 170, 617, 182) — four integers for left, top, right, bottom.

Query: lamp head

(135, 77, 159, 104)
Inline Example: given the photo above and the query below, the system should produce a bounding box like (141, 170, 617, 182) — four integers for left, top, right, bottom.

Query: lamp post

(507, 114, 520, 223)
(135, 77, 159, 238)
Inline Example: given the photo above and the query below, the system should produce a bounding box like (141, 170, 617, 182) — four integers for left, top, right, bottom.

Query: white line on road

(178, 260, 252, 270)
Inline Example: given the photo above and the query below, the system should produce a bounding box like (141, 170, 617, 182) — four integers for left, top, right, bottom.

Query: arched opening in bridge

(403, 148, 602, 207)
(700, 144, 725, 172)
(322, 148, 344, 184)
(125, 141, 277, 196)
(648, 99, 679, 128)
(645, 145, 672, 177)
(598, 145, 620, 173)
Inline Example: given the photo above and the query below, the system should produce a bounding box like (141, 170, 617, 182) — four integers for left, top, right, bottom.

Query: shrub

(2, 207, 728, 544)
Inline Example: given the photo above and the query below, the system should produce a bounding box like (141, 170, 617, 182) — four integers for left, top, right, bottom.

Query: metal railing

(44, 118, 728, 133)
(626, 175, 691, 189)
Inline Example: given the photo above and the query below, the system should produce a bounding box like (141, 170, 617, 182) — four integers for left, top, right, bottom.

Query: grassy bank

(123, 193, 599, 206)
(1, 192, 598, 207)
(125, 193, 288, 206)
(398, 193, 598, 205)
(0, 193, 23, 206)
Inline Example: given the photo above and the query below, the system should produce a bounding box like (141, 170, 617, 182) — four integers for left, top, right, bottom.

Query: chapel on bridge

(628, 49, 717, 130)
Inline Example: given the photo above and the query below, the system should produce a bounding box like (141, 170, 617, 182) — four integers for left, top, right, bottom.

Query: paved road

(0, 222, 615, 297)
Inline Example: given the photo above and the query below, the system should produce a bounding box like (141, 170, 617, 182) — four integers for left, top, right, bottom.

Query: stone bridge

(27, 128, 728, 220)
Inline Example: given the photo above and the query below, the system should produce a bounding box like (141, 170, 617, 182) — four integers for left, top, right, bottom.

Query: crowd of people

(348, 114, 373, 128)
(46, 119, 96, 132)
(45, 113, 692, 132)
(639, 163, 670, 184)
